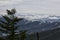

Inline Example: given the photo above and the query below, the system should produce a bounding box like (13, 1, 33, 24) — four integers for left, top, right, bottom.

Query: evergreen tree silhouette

(0, 8, 23, 40)
(19, 30, 27, 40)
(36, 32, 40, 40)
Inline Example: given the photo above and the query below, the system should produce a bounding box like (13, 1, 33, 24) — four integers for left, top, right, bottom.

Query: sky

(0, 0, 60, 15)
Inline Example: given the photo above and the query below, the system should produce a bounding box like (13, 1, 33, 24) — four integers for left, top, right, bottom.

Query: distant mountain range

(16, 15, 60, 33)
(0, 15, 60, 33)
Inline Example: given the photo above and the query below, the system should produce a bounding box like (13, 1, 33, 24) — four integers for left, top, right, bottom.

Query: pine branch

(3, 16, 11, 23)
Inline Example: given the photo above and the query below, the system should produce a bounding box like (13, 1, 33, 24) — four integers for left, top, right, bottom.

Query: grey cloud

(0, 0, 60, 15)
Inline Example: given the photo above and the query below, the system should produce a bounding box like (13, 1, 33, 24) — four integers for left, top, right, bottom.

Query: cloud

(0, 0, 60, 15)
(0, 0, 23, 6)
(0, 0, 24, 15)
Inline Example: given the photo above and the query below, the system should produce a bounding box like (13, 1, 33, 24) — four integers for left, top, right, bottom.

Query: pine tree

(0, 9, 23, 40)
(19, 30, 27, 40)
(36, 32, 40, 40)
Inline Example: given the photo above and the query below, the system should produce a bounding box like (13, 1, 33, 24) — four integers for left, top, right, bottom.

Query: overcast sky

(0, 0, 60, 15)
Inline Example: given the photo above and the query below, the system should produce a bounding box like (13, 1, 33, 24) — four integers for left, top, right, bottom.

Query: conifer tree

(0, 8, 23, 40)
(19, 30, 27, 40)
(36, 32, 40, 40)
